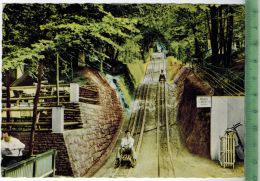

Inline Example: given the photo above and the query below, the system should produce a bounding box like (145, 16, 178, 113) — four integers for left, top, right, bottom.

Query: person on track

(115, 130, 136, 168)
(159, 69, 166, 82)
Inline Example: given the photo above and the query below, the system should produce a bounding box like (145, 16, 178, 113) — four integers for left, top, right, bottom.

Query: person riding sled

(115, 130, 136, 168)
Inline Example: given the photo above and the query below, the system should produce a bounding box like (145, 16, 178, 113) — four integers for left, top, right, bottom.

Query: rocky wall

(176, 68, 214, 158)
(7, 69, 123, 177)
(63, 69, 123, 177)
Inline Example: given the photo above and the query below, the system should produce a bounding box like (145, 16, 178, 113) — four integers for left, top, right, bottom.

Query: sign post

(196, 96, 212, 108)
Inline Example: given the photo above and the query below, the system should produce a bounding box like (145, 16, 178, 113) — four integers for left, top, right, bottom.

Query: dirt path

(93, 54, 244, 178)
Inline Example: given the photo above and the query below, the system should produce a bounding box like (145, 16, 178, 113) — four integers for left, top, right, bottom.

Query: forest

(2, 3, 245, 157)
(3, 4, 244, 69)
(2, 3, 245, 93)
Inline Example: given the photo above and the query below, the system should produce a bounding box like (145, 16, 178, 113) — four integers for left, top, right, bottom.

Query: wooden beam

(10, 84, 70, 90)
(80, 86, 98, 93)
(2, 107, 52, 111)
(2, 95, 69, 101)
(79, 97, 99, 102)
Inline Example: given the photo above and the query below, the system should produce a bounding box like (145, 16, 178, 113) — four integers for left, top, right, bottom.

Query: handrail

(2, 107, 79, 112)
(2, 107, 52, 111)
(2, 95, 69, 101)
(1, 122, 50, 125)
(1, 149, 56, 177)
(10, 84, 70, 90)
(2, 157, 36, 171)
(34, 149, 56, 159)
(64, 108, 80, 112)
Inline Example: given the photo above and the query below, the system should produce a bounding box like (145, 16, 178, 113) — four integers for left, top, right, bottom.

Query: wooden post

(29, 60, 43, 156)
(100, 59, 103, 73)
(5, 70, 11, 130)
(56, 53, 60, 106)
(52, 150, 57, 177)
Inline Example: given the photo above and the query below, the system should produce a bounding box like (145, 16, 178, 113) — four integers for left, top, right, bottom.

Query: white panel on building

(210, 97, 228, 160)
(210, 96, 244, 160)
(70, 83, 79, 103)
(52, 106, 65, 133)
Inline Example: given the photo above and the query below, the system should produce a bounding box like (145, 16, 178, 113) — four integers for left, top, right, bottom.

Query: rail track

(110, 60, 152, 177)
(157, 70, 175, 177)
(108, 53, 175, 177)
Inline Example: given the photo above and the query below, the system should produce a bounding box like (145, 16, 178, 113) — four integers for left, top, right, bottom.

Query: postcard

(1, 0, 247, 180)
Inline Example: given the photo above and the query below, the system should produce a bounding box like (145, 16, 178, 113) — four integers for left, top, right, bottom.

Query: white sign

(197, 96, 211, 108)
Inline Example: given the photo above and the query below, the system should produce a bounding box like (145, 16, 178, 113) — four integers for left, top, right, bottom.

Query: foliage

(3, 4, 245, 81)
(127, 62, 148, 88)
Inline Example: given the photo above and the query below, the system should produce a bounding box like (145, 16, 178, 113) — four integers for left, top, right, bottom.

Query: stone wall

(7, 69, 123, 177)
(11, 132, 73, 176)
(63, 69, 123, 177)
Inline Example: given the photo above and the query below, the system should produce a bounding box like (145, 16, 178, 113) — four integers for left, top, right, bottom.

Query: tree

(209, 5, 219, 64)
(225, 6, 234, 67)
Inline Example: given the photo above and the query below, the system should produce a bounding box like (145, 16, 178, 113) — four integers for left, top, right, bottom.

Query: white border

(1, 0, 245, 4)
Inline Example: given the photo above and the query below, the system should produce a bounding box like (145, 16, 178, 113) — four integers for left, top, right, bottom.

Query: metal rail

(111, 53, 174, 177)
(1, 149, 56, 177)
(111, 58, 153, 178)
(156, 56, 176, 177)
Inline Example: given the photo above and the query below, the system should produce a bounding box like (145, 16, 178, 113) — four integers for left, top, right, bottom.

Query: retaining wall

(9, 69, 123, 177)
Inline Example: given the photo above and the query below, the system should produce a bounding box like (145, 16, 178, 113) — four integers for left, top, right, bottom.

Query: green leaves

(3, 3, 244, 78)
(2, 39, 55, 74)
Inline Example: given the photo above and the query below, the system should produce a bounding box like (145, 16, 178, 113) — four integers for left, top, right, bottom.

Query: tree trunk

(223, 8, 228, 67)
(72, 50, 79, 70)
(226, 6, 234, 67)
(56, 53, 60, 106)
(29, 60, 44, 156)
(206, 10, 211, 53)
(5, 70, 11, 129)
(209, 5, 219, 65)
(191, 13, 201, 59)
(114, 50, 119, 61)
(192, 26, 201, 59)
(219, 6, 224, 65)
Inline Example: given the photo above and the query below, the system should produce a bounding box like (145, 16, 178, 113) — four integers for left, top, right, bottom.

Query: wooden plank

(2, 122, 50, 125)
(64, 122, 83, 126)
(10, 84, 70, 90)
(64, 108, 80, 112)
(2, 95, 69, 101)
(2, 107, 52, 111)
(79, 97, 99, 102)
(80, 86, 98, 93)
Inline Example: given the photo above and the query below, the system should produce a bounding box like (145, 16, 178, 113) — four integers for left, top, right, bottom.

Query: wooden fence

(1, 84, 100, 131)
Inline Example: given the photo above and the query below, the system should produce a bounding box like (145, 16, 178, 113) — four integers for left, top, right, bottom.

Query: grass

(116, 76, 132, 106)
(127, 61, 149, 89)
(167, 56, 183, 84)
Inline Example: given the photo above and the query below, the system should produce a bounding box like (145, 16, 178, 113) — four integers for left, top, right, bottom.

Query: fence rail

(1, 149, 57, 177)
(2, 84, 100, 131)
(9, 84, 70, 90)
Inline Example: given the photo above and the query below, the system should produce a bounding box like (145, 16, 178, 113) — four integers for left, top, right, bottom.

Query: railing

(1, 149, 57, 177)
(2, 84, 99, 106)
(2, 84, 100, 131)
(1, 107, 81, 131)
